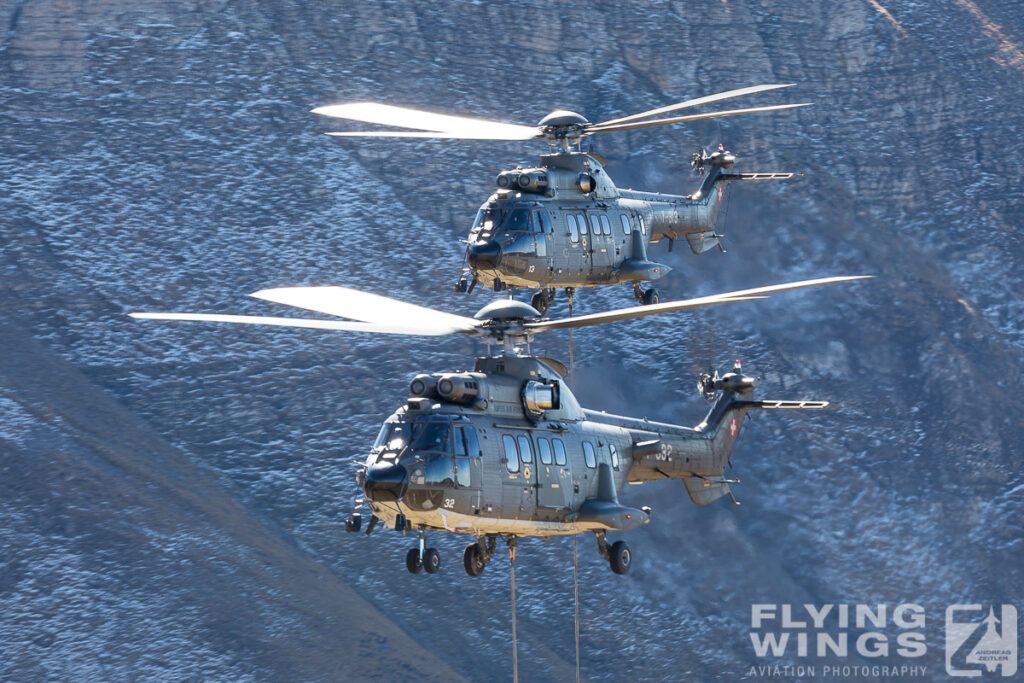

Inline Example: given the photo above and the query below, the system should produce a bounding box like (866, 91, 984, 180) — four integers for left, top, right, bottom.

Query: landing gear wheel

(405, 548, 422, 574)
(530, 291, 550, 316)
(345, 514, 361, 533)
(609, 540, 631, 575)
(422, 547, 441, 574)
(463, 543, 486, 577)
(641, 288, 660, 306)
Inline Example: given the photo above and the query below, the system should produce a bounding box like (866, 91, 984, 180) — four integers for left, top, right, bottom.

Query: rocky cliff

(1, 1, 1022, 680)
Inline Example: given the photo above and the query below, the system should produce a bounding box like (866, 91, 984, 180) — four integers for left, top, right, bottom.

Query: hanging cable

(567, 289, 575, 391)
(573, 527, 581, 683)
(509, 536, 518, 683)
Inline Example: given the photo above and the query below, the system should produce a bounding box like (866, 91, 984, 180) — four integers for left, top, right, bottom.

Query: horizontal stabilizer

(569, 500, 650, 530)
(614, 259, 672, 281)
(565, 463, 651, 529)
(734, 399, 834, 410)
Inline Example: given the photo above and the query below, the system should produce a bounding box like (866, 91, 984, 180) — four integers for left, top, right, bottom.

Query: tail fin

(683, 361, 832, 506)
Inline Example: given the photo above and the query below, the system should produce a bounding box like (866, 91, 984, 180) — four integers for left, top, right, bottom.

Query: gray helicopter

(312, 84, 809, 313)
(131, 274, 868, 576)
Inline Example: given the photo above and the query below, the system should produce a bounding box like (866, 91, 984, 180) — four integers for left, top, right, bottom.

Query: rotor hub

(538, 110, 591, 150)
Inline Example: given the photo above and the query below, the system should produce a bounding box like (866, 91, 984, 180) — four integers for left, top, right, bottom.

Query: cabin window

(567, 215, 579, 243)
(552, 438, 568, 466)
(589, 214, 601, 237)
(638, 215, 647, 235)
(536, 209, 553, 234)
(609, 444, 620, 470)
(517, 435, 534, 464)
(455, 457, 471, 487)
(578, 214, 588, 236)
(583, 441, 597, 469)
(537, 437, 553, 465)
(424, 455, 456, 486)
(502, 434, 520, 473)
(620, 214, 631, 234)
(599, 215, 611, 235)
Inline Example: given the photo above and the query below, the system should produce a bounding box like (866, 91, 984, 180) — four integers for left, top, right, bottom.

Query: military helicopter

(312, 84, 810, 313)
(130, 274, 868, 576)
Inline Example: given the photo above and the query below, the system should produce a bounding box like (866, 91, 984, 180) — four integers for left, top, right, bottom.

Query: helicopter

(312, 84, 811, 313)
(130, 274, 869, 576)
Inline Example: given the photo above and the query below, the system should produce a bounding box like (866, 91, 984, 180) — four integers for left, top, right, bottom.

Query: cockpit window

(473, 208, 495, 233)
(373, 421, 407, 452)
(535, 210, 553, 234)
(463, 426, 480, 457)
(501, 208, 534, 232)
(410, 419, 453, 454)
(424, 455, 456, 486)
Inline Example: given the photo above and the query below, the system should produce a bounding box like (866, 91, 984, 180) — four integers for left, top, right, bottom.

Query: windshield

(499, 208, 533, 232)
(473, 207, 495, 233)
(409, 418, 454, 453)
(372, 421, 408, 452)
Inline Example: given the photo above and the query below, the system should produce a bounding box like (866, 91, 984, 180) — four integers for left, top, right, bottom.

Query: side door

(535, 435, 571, 509)
(586, 211, 613, 278)
(578, 210, 595, 278)
(499, 432, 537, 519)
(562, 212, 585, 280)
(452, 424, 481, 512)
(533, 209, 551, 259)
(616, 212, 632, 262)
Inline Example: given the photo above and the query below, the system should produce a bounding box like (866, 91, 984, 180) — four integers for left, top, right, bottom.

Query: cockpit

(363, 415, 480, 502)
(472, 203, 553, 237)
(467, 202, 553, 271)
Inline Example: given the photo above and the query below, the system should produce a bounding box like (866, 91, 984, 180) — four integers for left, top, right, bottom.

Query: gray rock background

(1, 1, 1021, 681)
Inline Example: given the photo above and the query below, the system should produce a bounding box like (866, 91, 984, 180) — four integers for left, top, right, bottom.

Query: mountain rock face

(1, 1, 1021, 681)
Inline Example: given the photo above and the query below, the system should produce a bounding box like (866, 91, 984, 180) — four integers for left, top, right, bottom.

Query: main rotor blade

(326, 131, 535, 140)
(311, 102, 539, 140)
(594, 84, 796, 127)
(128, 313, 463, 336)
(527, 276, 872, 332)
(586, 103, 813, 135)
(251, 286, 480, 332)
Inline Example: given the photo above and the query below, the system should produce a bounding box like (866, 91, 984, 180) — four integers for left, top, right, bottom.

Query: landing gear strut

(463, 535, 497, 577)
(633, 282, 660, 306)
(407, 527, 441, 575)
(530, 288, 556, 316)
(594, 530, 632, 575)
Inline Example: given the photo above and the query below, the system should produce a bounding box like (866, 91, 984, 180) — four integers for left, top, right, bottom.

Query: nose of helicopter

(363, 461, 407, 502)
(467, 239, 501, 270)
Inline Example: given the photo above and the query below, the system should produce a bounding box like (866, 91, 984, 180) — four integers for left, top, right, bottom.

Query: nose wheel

(406, 528, 441, 575)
